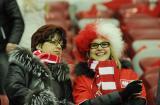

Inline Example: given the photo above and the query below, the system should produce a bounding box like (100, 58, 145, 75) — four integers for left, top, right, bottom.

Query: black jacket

(5, 47, 73, 105)
(0, 0, 24, 51)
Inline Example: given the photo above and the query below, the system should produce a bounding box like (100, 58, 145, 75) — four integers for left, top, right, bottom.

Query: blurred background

(16, 0, 160, 105)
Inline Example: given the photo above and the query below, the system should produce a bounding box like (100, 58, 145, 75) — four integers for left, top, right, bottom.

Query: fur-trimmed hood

(9, 47, 70, 82)
(74, 62, 95, 78)
(9, 47, 51, 80)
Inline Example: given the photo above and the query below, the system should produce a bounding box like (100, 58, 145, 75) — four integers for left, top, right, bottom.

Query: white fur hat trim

(95, 20, 124, 57)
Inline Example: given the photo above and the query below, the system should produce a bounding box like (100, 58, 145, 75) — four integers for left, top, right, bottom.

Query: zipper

(0, 27, 6, 39)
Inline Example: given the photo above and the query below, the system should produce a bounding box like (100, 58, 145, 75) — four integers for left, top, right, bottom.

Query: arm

(0, 54, 9, 105)
(80, 92, 121, 105)
(0, 54, 8, 95)
(0, 95, 9, 105)
(5, 64, 31, 105)
(4, 0, 24, 53)
(4, 0, 24, 44)
(124, 98, 146, 105)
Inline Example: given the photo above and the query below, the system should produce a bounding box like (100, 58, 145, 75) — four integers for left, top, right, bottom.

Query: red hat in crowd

(74, 19, 124, 61)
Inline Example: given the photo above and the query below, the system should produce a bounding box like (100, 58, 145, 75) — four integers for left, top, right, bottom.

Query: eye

(101, 42, 110, 47)
(90, 43, 99, 48)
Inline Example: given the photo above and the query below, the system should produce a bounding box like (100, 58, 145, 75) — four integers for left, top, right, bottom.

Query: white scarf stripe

(101, 82, 116, 90)
(90, 61, 99, 70)
(41, 59, 57, 63)
(99, 67, 114, 75)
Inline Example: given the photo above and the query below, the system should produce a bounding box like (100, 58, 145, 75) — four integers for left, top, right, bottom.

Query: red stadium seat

(140, 57, 160, 72)
(140, 69, 160, 105)
(132, 48, 160, 76)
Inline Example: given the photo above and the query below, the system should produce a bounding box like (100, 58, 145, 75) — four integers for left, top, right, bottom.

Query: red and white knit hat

(75, 19, 124, 60)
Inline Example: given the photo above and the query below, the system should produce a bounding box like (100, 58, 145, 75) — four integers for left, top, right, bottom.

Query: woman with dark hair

(5, 24, 73, 105)
(72, 20, 147, 105)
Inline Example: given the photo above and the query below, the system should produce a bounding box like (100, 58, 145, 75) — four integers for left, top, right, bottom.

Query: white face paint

(89, 37, 111, 61)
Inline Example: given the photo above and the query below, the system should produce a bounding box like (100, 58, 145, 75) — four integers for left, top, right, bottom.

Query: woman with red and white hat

(72, 20, 147, 105)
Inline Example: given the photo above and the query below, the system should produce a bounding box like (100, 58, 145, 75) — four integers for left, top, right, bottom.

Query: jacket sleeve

(5, 64, 31, 105)
(80, 92, 122, 105)
(4, 0, 24, 44)
(73, 76, 122, 105)
(124, 98, 146, 105)
(0, 53, 8, 94)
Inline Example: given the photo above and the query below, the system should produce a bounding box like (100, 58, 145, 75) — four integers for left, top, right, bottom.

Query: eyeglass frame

(90, 42, 110, 49)
(45, 39, 63, 47)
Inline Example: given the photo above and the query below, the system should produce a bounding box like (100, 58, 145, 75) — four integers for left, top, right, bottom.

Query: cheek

(41, 43, 53, 52)
(105, 47, 111, 53)
(89, 49, 97, 59)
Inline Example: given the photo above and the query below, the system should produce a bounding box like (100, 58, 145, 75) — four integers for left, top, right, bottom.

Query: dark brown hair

(31, 24, 67, 51)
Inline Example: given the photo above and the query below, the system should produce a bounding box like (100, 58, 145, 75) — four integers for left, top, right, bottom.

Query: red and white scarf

(88, 59, 121, 97)
(33, 50, 60, 64)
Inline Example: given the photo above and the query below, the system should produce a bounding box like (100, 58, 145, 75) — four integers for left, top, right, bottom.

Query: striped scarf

(88, 60, 121, 97)
(33, 50, 60, 64)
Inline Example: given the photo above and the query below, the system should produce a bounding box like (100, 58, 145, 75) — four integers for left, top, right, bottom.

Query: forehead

(48, 33, 62, 40)
(91, 37, 109, 43)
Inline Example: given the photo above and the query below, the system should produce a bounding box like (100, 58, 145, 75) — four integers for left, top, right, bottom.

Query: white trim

(101, 82, 116, 90)
(90, 61, 99, 70)
(120, 79, 134, 88)
(0, 27, 6, 39)
(99, 67, 114, 75)
(41, 59, 57, 63)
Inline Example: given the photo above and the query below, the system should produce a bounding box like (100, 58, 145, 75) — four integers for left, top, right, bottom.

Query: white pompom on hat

(95, 20, 124, 57)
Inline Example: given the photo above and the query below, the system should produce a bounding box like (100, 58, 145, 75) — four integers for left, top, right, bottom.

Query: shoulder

(9, 47, 33, 64)
(9, 47, 35, 67)
(9, 47, 50, 77)
(120, 68, 139, 80)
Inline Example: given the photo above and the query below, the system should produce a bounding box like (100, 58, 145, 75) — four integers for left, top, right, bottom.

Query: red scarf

(33, 50, 60, 64)
(88, 60, 121, 97)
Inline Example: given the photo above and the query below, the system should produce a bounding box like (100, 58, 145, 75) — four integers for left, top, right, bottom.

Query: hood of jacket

(9, 47, 52, 83)
(9, 47, 70, 82)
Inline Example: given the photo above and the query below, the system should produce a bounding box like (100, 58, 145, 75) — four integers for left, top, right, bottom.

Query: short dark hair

(31, 24, 67, 51)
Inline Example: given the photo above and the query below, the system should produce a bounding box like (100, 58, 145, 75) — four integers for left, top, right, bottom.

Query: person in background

(0, 0, 24, 105)
(5, 24, 73, 105)
(72, 20, 146, 105)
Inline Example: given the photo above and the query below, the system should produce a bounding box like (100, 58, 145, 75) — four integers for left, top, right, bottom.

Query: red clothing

(103, 0, 133, 11)
(73, 68, 146, 105)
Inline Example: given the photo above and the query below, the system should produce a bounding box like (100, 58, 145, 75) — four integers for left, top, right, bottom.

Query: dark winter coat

(0, 0, 24, 51)
(5, 47, 73, 105)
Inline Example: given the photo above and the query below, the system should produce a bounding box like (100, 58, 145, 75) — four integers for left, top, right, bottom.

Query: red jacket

(73, 67, 146, 105)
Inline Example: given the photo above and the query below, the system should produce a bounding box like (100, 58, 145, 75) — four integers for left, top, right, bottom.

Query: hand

(119, 80, 142, 101)
(5, 43, 17, 53)
(0, 95, 9, 105)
